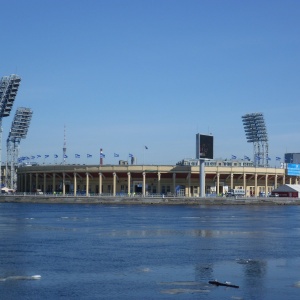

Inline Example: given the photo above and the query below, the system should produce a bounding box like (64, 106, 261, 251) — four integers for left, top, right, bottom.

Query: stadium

(1, 74, 298, 198)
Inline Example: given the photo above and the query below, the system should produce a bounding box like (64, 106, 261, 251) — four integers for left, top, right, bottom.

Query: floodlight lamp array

(0, 75, 21, 118)
(242, 113, 268, 143)
(7, 107, 33, 142)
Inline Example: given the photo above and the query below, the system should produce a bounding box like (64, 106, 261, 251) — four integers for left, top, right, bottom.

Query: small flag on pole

(100, 153, 105, 158)
(54, 154, 58, 158)
(114, 153, 119, 157)
(87, 154, 92, 158)
(45, 155, 49, 158)
(276, 156, 281, 161)
(231, 155, 237, 159)
(129, 153, 133, 158)
(75, 154, 80, 158)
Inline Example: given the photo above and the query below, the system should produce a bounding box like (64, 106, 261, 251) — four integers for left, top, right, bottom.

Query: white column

(199, 159, 205, 197)
(127, 172, 130, 196)
(113, 172, 116, 196)
(265, 174, 268, 197)
(187, 172, 191, 197)
(74, 173, 77, 196)
(254, 173, 258, 197)
(86, 173, 89, 196)
(157, 172, 161, 195)
(63, 172, 66, 195)
(216, 173, 220, 196)
(142, 172, 146, 197)
(99, 173, 102, 195)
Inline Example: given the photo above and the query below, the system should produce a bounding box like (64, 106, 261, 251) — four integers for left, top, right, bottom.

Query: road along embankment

(0, 195, 299, 205)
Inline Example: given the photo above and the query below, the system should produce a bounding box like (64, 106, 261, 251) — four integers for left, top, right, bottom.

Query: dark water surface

(0, 203, 300, 299)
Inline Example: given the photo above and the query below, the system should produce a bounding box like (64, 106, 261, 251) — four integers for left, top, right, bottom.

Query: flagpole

(143, 146, 148, 165)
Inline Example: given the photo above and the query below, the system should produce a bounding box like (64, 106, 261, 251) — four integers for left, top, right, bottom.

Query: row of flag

(18, 152, 139, 162)
(18, 154, 93, 161)
(19, 146, 149, 162)
(231, 155, 281, 161)
(99, 153, 134, 158)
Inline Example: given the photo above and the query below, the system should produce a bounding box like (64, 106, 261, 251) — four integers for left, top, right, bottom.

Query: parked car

(1, 187, 15, 194)
(34, 189, 43, 195)
(269, 193, 279, 197)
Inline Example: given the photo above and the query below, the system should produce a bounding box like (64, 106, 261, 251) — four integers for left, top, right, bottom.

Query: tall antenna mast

(63, 125, 66, 165)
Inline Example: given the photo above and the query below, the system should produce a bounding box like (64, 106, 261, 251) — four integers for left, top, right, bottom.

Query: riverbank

(1, 195, 300, 205)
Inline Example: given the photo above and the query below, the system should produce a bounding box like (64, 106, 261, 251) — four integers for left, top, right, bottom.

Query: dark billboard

(196, 134, 213, 159)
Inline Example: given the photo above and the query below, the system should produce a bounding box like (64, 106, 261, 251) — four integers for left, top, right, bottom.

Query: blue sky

(1, 0, 299, 166)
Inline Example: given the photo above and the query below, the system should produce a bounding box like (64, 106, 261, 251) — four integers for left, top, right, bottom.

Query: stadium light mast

(242, 112, 269, 167)
(0, 74, 21, 187)
(6, 107, 32, 190)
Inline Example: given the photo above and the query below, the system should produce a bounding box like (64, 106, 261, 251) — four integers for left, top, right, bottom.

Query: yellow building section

(16, 164, 298, 198)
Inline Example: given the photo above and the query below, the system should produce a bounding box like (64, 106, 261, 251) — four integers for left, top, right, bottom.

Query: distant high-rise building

(285, 153, 300, 164)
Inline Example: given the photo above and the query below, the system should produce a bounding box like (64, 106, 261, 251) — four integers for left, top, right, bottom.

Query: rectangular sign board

(287, 163, 300, 176)
(196, 134, 214, 159)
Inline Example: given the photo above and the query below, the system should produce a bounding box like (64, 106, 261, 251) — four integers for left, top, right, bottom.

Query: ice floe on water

(293, 281, 300, 288)
(160, 288, 210, 295)
(136, 267, 151, 273)
(236, 258, 253, 264)
(0, 275, 41, 282)
(159, 281, 210, 294)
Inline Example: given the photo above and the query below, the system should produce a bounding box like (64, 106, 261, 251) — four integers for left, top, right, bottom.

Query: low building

(271, 184, 300, 198)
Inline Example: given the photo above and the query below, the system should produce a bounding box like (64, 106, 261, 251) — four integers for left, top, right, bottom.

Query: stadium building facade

(16, 159, 297, 197)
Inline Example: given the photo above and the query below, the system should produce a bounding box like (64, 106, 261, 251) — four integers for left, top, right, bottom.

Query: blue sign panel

(287, 164, 300, 176)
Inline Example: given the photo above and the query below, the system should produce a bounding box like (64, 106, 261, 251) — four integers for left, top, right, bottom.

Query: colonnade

(17, 166, 291, 197)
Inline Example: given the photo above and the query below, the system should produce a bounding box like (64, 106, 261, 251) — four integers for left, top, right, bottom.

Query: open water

(0, 203, 300, 300)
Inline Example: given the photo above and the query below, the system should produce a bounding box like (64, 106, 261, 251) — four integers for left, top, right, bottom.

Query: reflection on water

(100, 228, 242, 238)
(1, 203, 300, 299)
(0, 275, 41, 281)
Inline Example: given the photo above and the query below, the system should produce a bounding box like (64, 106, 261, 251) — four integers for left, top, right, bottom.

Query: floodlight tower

(242, 112, 269, 167)
(0, 74, 21, 187)
(6, 107, 32, 189)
